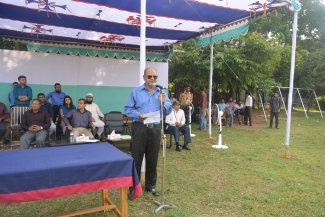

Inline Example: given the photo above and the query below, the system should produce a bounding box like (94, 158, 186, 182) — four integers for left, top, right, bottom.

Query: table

(47, 139, 100, 147)
(107, 138, 132, 146)
(0, 142, 142, 217)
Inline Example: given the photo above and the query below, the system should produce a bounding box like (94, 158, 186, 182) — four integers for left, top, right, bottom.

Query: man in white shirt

(165, 100, 191, 152)
(85, 93, 105, 139)
(244, 91, 253, 126)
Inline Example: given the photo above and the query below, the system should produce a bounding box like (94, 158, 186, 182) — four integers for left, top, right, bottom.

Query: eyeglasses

(147, 75, 158, 79)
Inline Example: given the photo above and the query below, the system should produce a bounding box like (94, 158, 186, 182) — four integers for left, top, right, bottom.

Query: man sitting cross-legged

(165, 100, 191, 152)
(20, 99, 51, 150)
(63, 98, 95, 141)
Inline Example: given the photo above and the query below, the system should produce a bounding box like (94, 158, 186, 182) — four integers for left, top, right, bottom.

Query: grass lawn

(0, 109, 324, 217)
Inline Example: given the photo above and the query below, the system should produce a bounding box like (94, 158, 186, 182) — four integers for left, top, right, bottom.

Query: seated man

(234, 100, 244, 124)
(63, 98, 95, 141)
(0, 102, 9, 143)
(218, 98, 228, 111)
(38, 93, 56, 136)
(20, 99, 51, 150)
(85, 93, 104, 139)
(165, 100, 191, 152)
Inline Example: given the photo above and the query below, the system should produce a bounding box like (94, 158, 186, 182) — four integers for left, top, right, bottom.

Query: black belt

(133, 122, 159, 128)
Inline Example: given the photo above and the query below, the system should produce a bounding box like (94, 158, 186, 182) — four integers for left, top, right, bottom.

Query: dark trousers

(234, 109, 244, 123)
(270, 112, 279, 128)
(131, 123, 161, 190)
(52, 105, 60, 123)
(0, 122, 6, 139)
(181, 106, 190, 125)
(168, 125, 191, 144)
(244, 106, 252, 126)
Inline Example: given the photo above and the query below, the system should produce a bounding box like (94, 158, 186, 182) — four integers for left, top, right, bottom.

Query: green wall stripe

(0, 83, 134, 114)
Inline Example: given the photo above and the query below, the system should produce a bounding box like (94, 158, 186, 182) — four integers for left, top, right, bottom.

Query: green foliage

(0, 38, 27, 51)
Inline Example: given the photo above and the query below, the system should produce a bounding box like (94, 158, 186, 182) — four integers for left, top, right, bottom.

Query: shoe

(198, 128, 201, 130)
(128, 188, 134, 200)
(94, 134, 99, 139)
(269, 126, 272, 128)
(183, 144, 191, 150)
(176, 145, 182, 152)
(146, 188, 159, 196)
(276, 127, 280, 129)
(3, 139, 9, 144)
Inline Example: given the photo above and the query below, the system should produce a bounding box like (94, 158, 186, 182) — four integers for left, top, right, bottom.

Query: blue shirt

(124, 84, 172, 124)
(218, 103, 228, 111)
(8, 91, 15, 106)
(40, 102, 54, 119)
(46, 91, 66, 105)
(13, 85, 33, 106)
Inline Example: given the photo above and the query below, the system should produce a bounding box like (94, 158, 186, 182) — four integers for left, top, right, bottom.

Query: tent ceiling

(0, 0, 290, 52)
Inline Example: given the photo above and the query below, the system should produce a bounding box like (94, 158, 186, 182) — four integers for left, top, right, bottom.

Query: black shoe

(176, 145, 182, 152)
(183, 144, 191, 150)
(269, 126, 272, 128)
(145, 188, 159, 196)
(128, 188, 134, 200)
(94, 134, 99, 139)
(3, 139, 9, 144)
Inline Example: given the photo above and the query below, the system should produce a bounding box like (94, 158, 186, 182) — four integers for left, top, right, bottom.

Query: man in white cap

(170, 92, 176, 105)
(85, 93, 105, 139)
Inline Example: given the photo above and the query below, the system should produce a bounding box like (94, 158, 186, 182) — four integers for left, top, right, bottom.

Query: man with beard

(85, 93, 105, 139)
(20, 99, 51, 149)
(125, 67, 172, 198)
(46, 83, 66, 123)
(13, 75, 33, 107)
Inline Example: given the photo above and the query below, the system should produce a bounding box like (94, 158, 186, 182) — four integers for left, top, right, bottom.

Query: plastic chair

(9, 106, 30, 149)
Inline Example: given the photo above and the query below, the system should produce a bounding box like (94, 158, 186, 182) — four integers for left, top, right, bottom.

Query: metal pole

(313, 90, 323, 119)
(258, 90, 267, 122)
(139, 0, 146, 85)
(285, 10, 298, 153)
(297, 89, 308, 119)
(278, 86, 287, 116)
(208, 39, 213, 138)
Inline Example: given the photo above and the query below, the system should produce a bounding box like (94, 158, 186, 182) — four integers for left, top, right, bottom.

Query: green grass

(1, 110, 325, 217)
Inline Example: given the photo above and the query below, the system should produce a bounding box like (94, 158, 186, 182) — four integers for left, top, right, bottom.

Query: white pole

(285, 10, 298, 152)
(139, 0, 146, 85)
(208, 40, 213, 138)
(278, 86, 287, 116)
(258, 91, 267, 122)
(313, 90, 324, 119)
(297, 88, 308, 119)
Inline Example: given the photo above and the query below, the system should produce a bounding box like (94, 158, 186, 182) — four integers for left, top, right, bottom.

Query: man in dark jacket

(269, 92, 282, 129)
(20, 99, 51, 149)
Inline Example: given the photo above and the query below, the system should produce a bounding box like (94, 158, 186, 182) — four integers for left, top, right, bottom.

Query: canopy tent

(0, 0, 290, 54)
(0, 0, 300, 151)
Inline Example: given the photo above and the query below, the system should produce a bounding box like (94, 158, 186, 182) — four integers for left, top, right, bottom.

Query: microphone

(155, 84, 167, 89)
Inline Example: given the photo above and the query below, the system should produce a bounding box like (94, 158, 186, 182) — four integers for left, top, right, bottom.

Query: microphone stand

(154, 87, 176, 213)
(212, 104, 228, 149)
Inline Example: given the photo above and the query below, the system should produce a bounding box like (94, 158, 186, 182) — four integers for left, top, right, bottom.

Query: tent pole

(139, 0, 146, 85)
(285, 9, 298, 157)
(258, 90, 267, 122)
(297, 88, 308, 119)
(208, 39, 213, 138)
(313, 90, 323, 119)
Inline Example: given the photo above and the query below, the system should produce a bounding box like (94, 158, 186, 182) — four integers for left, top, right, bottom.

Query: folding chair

(10, 106, 30, 149)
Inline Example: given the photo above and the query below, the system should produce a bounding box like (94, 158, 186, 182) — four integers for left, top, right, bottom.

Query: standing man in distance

(46, 83, 66, 123)
(8, 82, 19, 109)
(125, 67, 172, 198)
(244, 91, 253, 126)
(199, 86, 207, 131)
(20, 99, 51, 150)
(85, 93, 105, 139)
(269, 92, 282, 129)
(13, 75, 32, 107)
(179, 84, 193, 125)
(169, 92, 177, 105)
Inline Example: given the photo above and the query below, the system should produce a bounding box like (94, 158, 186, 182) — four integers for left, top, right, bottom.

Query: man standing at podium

(125, 67, 172, 198)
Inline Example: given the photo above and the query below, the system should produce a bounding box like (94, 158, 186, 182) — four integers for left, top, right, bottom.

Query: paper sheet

(143, 110, 160, 124)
